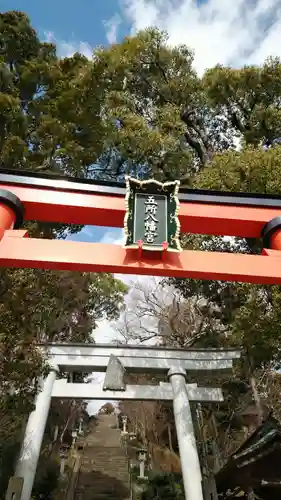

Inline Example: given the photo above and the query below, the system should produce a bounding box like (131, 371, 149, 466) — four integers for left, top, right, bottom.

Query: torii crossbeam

(0, 169, 281, 283)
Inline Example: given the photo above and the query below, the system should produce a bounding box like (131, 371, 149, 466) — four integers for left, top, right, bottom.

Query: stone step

(76, 477, 130, 484)
(76, 477, 129, 485)
(84, 454, 127, 457)
(79, 479, 129, 484)
(79, 475, 129, 483)
(81, 462, 128, 467)
(75, 488, 130, 498)
(81, 459, 128, 465)
(74, 417, 130, 499)
(79, 470, 129, 476)
(82, 457, 127, 462)
(80, 468, 128, 475)
(82, 456, 127, 459)
(82, 454, 128, 458)
(75, 482, 129, 488)
(76, 485, 121, 492)
(81, 458, 128, 469)
(82, 450, 126, 453)
(76, 494, 128, 498)
(82, 455, 127, 460)
(82, 451, 127, 456)
(76, 494, 127, 497)
(85, 495, 129, 498)
(82, 461, 128, 464)
(75, 495, 125, 500)
(79, 475, 129, 482)
(80, 469, 129, 475)
(81, 457, 128, 463)
(83, 462, 127, 466)
(82, 453, 127, 457)
(75, 488, 129, 496)
(78, 470, 129, 479)
(80, 467, 128, 470)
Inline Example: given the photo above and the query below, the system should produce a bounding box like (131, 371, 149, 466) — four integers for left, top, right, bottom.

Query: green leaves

(203, 57, 281, 145)
(196, 144, 281, 195)
(0, 11, 39, 65)
(142, 472, 185, 500)
(0, 11, 104, 177)
(91, 27, 205, 180)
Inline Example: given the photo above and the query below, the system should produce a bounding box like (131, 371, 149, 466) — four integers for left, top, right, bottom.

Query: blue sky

(0, 0, 130, 48)
(69, 225, 123, 244)
(2, 0, 280, 76)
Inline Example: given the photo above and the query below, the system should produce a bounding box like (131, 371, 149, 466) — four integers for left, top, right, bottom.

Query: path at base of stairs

(74, 414, 130, 500)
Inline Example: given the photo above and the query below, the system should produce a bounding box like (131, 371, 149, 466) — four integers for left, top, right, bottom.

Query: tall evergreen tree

(0, 12, 127, 497)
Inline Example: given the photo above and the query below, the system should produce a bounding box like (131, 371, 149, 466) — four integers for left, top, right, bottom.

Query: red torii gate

(0, 169, 281, 284)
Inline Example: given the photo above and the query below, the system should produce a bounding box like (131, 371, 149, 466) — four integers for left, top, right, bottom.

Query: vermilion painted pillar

(269, 230, 281, 250)
(0, 190, 24, 240)
(262, 216, 281, 250)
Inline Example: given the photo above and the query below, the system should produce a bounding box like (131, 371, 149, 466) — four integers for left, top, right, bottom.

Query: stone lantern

(59, 444, 70, 476)
(71, 429, 78, 448)
(121, 415, 128, 435)
(137, 448, 148, 479)
(128, 432, 137, 442)
(78, 417, 83, 435)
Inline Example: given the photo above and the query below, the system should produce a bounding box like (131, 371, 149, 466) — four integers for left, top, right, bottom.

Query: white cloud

(93, 318, 122, 343)
(86, 373, 108, 415)
(99, 228, 125, 245)
(104, 13, 122, 44)
(121, 0, 281, 74)
(44, 31, 93, 59)
(86, 229, 130, 414)
(86, 228, 157, 414)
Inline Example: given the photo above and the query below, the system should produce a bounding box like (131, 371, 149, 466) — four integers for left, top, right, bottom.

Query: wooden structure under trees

(216, 415, 281, 499)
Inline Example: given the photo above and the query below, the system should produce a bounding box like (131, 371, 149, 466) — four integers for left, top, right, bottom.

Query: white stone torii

(11, 343, 240, 500)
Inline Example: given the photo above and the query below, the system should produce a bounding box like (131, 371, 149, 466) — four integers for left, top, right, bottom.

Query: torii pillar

(168, 367, 203, 500)
(12, 366, 59, 500)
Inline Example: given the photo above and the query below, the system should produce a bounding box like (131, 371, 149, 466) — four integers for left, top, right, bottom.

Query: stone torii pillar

(168, 367, 203, 500)
(13, 365, 59, 500)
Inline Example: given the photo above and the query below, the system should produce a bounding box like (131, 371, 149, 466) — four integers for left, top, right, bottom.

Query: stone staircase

(74, 414, 130, 500)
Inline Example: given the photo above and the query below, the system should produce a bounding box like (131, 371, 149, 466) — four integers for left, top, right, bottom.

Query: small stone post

(121, 415, 128, 434)
(137, 449, 148, 479)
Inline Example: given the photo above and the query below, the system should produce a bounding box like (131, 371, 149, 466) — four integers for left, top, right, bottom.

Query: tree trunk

(167, 424, 173, 451)
(249, 375, 263, 426)
(248, 486, 256, 499)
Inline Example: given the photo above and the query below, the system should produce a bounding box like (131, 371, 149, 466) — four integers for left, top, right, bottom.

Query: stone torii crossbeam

(12, 343, 241, 500)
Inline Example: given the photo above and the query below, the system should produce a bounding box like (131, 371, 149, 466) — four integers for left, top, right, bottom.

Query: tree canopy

(0, 10, 105, 176)
(0, 11, 128, 497)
